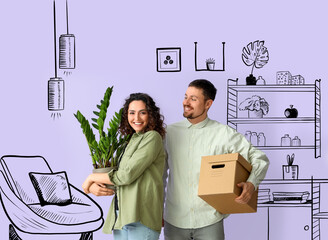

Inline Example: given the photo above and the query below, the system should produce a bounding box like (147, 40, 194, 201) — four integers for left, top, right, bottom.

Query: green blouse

(103, 130, 165, 234)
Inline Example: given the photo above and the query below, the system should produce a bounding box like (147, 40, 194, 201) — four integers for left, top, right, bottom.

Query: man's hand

(89, 182, 115, 196)
(235, 182, 255, 204)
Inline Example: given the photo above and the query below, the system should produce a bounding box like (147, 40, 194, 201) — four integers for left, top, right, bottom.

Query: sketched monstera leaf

(242, 40, 269, 74)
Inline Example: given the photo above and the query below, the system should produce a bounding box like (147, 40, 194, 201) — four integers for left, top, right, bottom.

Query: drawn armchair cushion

(29, 171, 72, 206)
(0, 155, 104, 234)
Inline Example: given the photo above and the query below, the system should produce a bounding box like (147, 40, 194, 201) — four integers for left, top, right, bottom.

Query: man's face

(183, 86, 212, 124)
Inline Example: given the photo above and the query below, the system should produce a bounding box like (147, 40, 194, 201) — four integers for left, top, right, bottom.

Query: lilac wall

(0, 1, 327, 239)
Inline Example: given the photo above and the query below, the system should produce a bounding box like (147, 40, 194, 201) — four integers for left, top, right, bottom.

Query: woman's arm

(82, 173, 113, 194)
(88, 182, 115, 196)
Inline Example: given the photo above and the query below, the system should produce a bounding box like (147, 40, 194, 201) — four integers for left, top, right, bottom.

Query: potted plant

(74, 86, 130, 187)
(239, 95, 269, 118)
(205, 58, 215, 70)
(242, 40, 269, 85)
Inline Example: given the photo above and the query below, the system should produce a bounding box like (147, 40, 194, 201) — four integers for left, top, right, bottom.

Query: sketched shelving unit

(258, 178, 328, 240)
(226, 78, 321, 158)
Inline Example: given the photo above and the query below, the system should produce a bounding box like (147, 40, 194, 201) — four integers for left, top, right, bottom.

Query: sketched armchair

(0, 155, 104, 240)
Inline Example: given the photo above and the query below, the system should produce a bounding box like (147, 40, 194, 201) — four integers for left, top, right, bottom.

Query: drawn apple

(284, 105, 298, 118)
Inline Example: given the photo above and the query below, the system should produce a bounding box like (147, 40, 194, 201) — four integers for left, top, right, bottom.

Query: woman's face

(128, 100, 149, 133)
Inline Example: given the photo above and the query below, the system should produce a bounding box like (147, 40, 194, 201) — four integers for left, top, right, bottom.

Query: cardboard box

(198, 153, 258, 214)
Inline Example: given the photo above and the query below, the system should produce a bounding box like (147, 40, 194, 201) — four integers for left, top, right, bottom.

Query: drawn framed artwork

(156, 47, 181, 72)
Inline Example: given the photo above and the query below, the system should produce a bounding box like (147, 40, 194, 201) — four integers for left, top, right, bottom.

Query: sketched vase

(248, 109, 263, 118)
(206, 62, 215, 70)
(282, 165, 299, 180)
(246, 74, 257, 85)
(92, 167, 117, 190)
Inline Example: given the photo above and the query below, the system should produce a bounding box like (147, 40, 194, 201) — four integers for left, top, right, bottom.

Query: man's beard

(183, 106, 206, 120)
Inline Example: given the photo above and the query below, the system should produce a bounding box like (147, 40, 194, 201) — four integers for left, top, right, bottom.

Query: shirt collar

(133, 131, 145, 137)
(185, 117, 210, 129)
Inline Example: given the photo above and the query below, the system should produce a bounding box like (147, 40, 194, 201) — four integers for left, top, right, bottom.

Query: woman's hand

(89, 183, 115, 196)
(82, 175, 94, 194)
(82, 173, 115, 195)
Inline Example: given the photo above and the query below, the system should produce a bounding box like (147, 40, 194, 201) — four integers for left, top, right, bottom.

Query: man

(163, 79, 269, 240)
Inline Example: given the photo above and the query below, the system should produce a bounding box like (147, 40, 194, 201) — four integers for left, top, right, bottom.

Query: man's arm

(227, 127, 270, 203)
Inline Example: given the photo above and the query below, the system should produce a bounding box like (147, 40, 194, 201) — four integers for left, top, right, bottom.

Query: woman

(82, 93, 166, 240)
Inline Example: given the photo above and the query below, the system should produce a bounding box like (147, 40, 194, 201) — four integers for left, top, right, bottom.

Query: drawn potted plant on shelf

(239, 95, 269, 118)
(282, 153, 299, 180)
(74, 86, 130, 188)
(242, 40, 269, 85)
(206, 58, 215, 70)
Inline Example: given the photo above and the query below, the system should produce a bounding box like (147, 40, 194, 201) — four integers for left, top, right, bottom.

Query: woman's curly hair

(119, 93, 166, 138)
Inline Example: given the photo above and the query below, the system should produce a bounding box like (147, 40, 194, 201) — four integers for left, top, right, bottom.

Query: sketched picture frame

(156, 48, 181, 72)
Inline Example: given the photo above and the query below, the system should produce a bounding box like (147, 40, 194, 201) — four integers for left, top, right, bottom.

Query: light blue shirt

(163, 118, 269, 229)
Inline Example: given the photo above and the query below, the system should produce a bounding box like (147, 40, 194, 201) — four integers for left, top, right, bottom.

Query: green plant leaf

(75, 86, 128, 169)
(242, 40, 269, 74)
(74, 110, 97, 159)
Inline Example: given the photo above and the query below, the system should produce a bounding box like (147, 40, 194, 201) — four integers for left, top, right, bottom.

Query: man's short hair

(189, 79, 217, 101)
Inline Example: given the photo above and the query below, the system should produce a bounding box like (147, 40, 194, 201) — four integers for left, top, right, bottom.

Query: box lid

(201, 153, 252, 172)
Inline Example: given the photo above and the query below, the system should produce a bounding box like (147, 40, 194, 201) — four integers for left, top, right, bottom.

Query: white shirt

(163, 118, 269, 229)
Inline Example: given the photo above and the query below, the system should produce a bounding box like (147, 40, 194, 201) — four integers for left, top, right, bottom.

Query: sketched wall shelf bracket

(194, 41, 225, 71)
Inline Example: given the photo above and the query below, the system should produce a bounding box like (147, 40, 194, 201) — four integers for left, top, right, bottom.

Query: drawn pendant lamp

(59, 0, 75, 69)
(48, 0, 65, 118)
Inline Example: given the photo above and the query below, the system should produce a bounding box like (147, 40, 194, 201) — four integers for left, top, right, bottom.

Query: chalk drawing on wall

(277, 71, 305, 85)
(242, 40, 269, 85)
(194, 41, 225, 71)
(239, 95, 270, 118)
(59, 0, 76, 71)
(282, 153, 299, 180)
(48, 0, 65, 119)
(156, 48, 181, 72)
(258, 178, 328, 240)
(0, 155, 103, 240)
(227, 78, 321, 158)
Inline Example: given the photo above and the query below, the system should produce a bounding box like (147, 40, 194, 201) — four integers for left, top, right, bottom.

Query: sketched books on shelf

(258, 188, 270, 203)
(272, 191, 309, 204)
